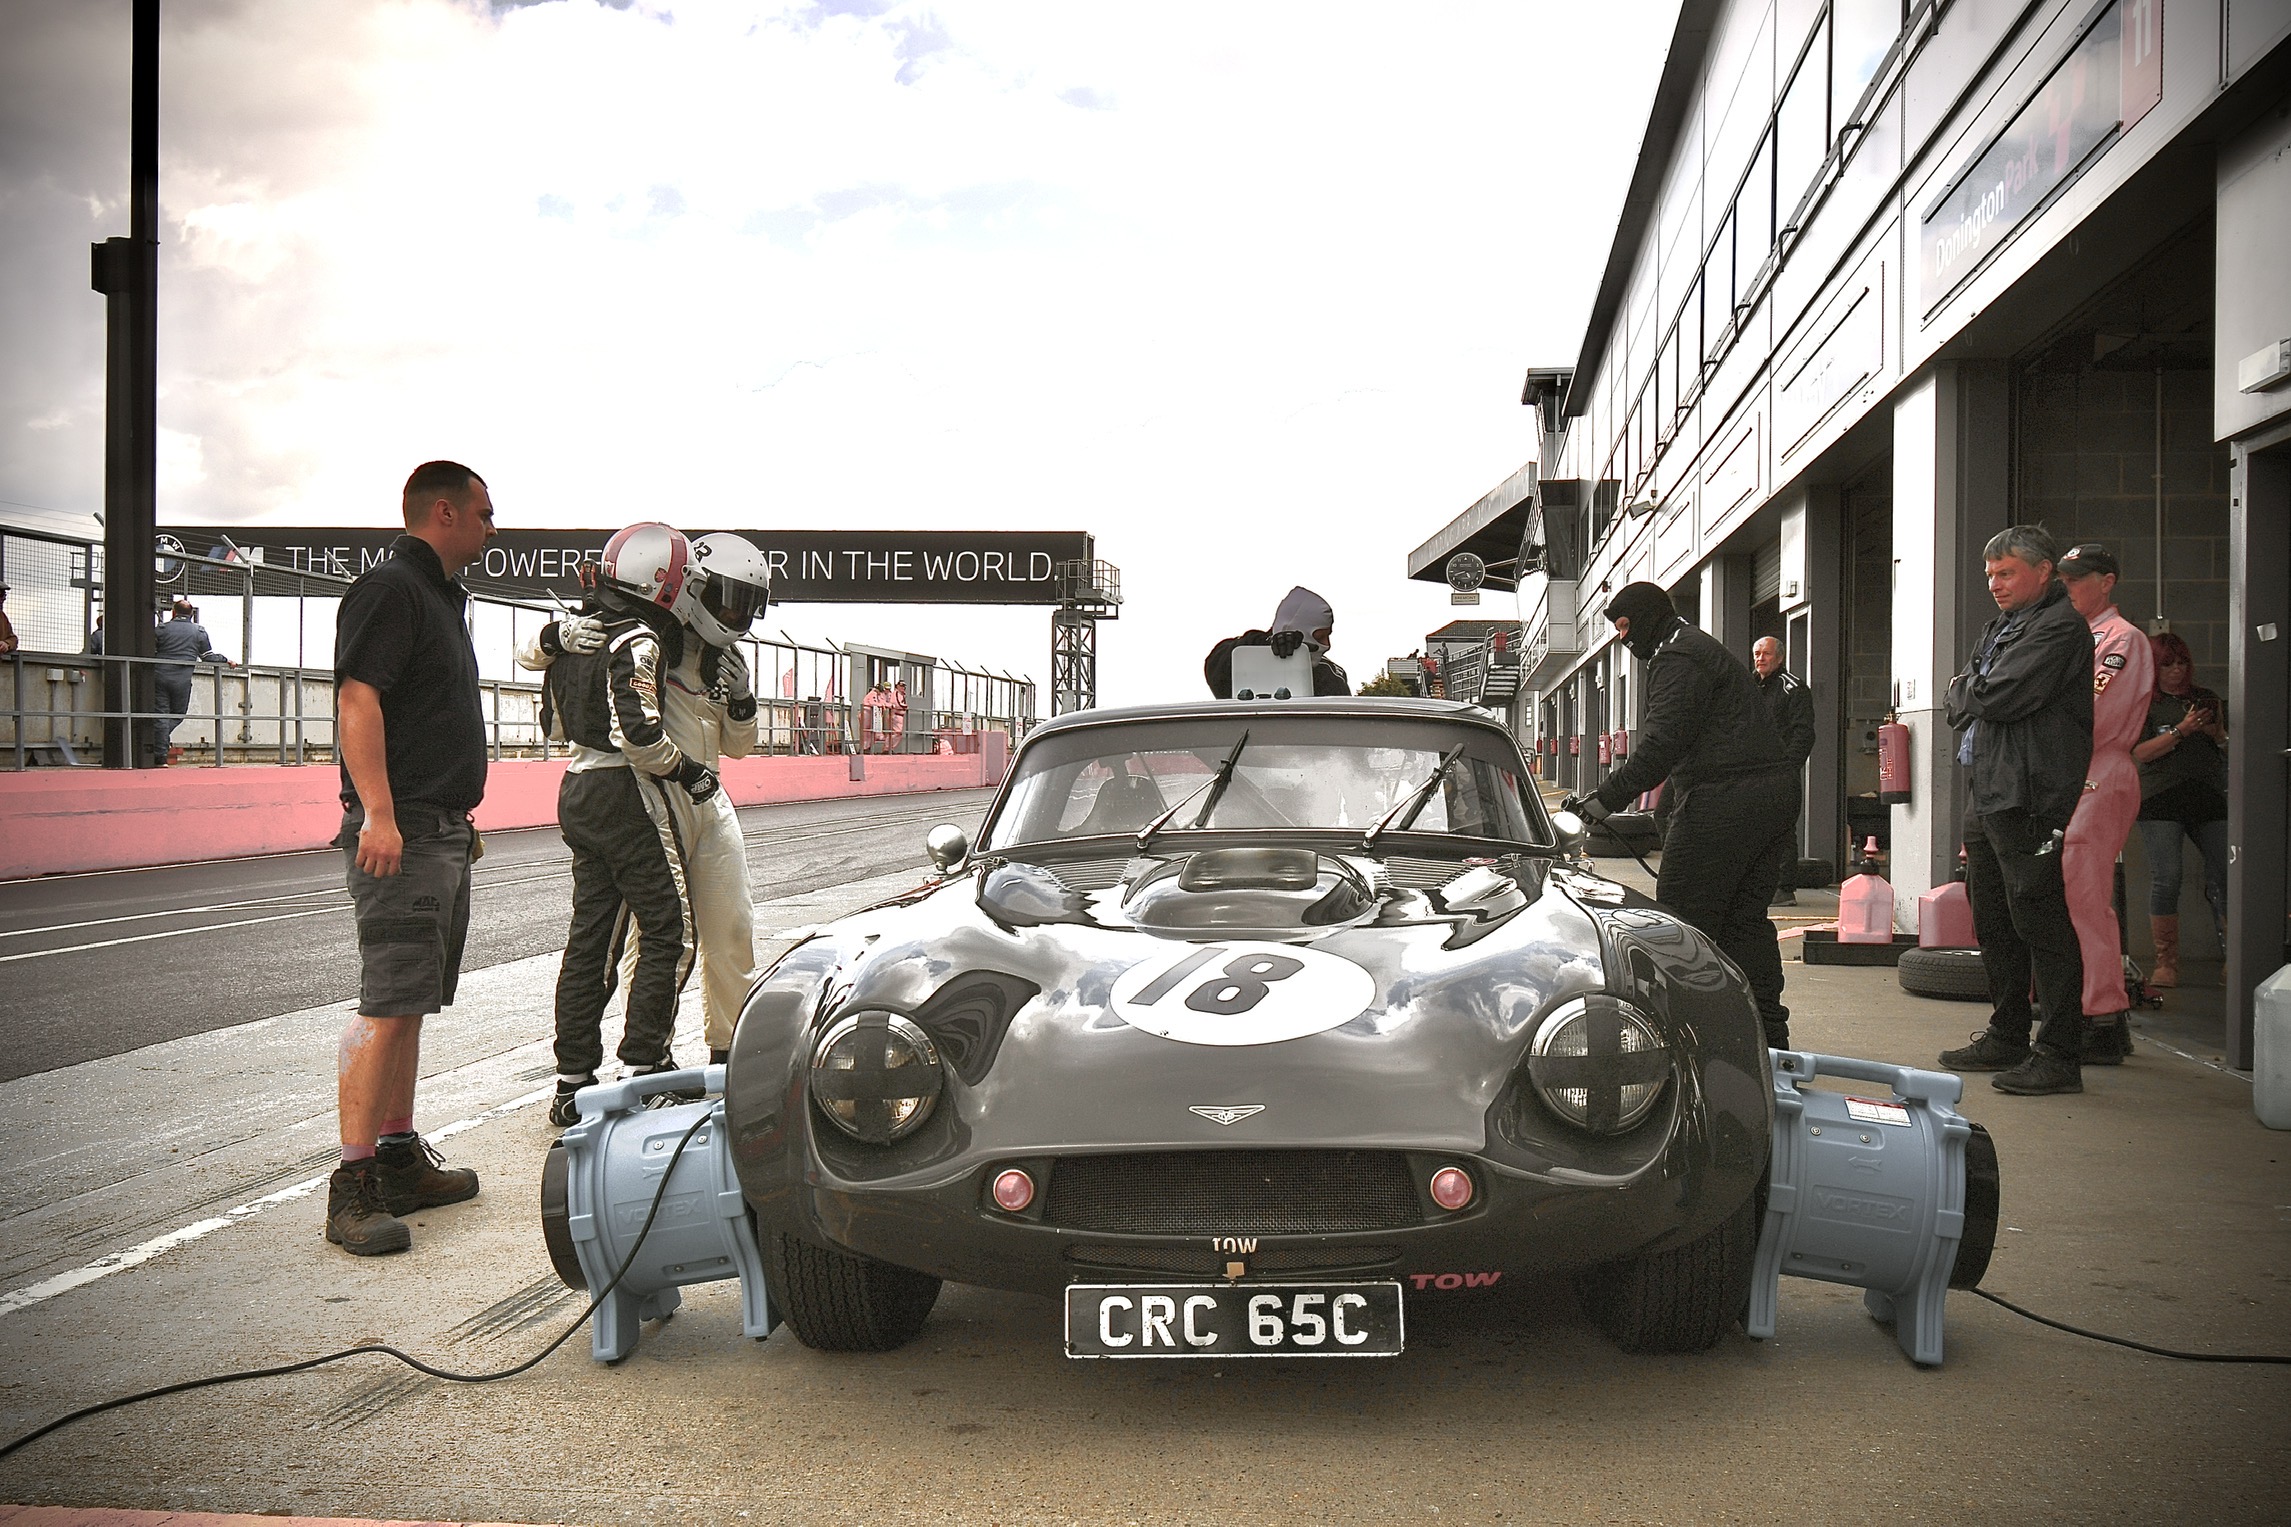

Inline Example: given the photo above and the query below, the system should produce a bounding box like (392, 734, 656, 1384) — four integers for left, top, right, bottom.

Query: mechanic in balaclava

(1204, 585, 1350, 698)
(612, 530, 769, 1078)
(1565, 581, 1798, 1049)
(519, 523, 712, 1126)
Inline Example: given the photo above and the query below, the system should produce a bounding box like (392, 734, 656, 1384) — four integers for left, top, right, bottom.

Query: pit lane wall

(0, 735, 1008, 880)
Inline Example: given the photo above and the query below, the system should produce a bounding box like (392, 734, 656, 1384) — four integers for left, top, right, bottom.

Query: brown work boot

(325, 1161, 411, 1256)
(373, 1133, 480, 1217)
(2148, 915, 2179, 988)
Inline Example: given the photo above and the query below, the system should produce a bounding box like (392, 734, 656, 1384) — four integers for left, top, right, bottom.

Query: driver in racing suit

(2055, 543, 2155, 1065)
(522, 526, 718, 1125)
(613, 531, 771, 1071)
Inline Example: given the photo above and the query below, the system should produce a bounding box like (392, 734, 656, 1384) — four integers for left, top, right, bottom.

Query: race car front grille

(1041, 1150, 1424, 1235)
(1065, 1243, 1401, 1278)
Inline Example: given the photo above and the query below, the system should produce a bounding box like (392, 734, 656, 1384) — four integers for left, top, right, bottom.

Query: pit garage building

(1412, 0, 2291, 1064)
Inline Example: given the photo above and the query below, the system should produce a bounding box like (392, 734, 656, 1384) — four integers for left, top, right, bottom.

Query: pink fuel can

(1837, 838, 1895, 944)
(1917, 882, 1976, 948)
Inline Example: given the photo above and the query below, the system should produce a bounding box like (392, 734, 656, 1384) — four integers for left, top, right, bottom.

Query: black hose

(1973, 1288, 2291, 1364)
(0, 1110, 715, 1462)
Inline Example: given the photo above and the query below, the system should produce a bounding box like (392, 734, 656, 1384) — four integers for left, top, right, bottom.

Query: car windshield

(981, 715, 1547, 852)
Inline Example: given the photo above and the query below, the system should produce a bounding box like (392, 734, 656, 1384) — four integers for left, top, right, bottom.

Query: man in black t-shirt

(325, 461, 496, 1256)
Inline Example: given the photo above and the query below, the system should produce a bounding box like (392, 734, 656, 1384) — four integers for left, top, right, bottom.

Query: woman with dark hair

(2131, 631, 2228, 986)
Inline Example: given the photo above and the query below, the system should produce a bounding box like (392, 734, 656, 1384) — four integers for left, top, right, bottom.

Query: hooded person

(1204, 585, 1350, 698)
(1564, 581, 1799, 1048)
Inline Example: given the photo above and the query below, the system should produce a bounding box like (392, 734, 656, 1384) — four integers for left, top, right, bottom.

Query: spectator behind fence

(2131, 631, 2228, 988)
(151, 601, 228, 762)
(1940, 525, 2095, 1097)
(0, 583, 17, 655)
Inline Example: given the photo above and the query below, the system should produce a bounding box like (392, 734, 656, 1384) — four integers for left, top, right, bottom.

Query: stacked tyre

(1898, 946, 1988, 1001)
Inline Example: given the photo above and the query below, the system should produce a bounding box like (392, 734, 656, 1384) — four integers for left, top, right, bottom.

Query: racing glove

(702, 644, 758, 721)
(674, 758, 721, 803)
(1268, 630, 1305, 659)
(1560, 792, 1613, 823)
(543, 613, 607, 657)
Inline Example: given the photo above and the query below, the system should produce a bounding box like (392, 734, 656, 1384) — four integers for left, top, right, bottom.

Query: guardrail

(0, 647, 1028, 771)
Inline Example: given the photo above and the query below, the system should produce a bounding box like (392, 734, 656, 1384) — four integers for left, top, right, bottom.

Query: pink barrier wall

(0, 742, 1008, 880)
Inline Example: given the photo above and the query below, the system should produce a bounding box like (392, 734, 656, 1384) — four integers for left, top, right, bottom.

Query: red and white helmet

(599, 522, 698, 625)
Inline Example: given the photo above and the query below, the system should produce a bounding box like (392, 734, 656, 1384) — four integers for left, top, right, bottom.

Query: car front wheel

(766, 1231, 941, 1351)
(1576, 1193, 1759, 1354)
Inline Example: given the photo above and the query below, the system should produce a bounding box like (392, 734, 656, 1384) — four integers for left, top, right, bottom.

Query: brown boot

(373, 1133, 480, 1217)
(325, 1161, 411, 1256)
(2148, 915, 2180, 988)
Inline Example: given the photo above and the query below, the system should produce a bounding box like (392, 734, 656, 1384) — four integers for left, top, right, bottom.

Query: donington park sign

(160, 528, 1094, 606)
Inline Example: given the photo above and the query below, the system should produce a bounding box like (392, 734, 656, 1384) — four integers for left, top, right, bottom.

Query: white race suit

(621, 637, 759, 1052)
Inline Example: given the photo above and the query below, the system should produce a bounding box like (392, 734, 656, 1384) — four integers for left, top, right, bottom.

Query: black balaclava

(1603, 581, 1679, 661)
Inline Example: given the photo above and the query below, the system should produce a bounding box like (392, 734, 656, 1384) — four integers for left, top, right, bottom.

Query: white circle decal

(1108, 940, 1377, 1046)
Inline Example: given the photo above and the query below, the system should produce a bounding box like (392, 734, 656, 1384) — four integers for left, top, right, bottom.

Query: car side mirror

(1548, 810, 1588, 857)
(925, 823, 971, 874)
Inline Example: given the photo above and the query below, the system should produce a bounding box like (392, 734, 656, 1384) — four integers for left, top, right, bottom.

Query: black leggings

(1656, 773, 1800, 1047)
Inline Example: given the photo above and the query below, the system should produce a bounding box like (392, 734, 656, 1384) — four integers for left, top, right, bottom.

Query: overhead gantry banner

(158, 527, 1094, 605)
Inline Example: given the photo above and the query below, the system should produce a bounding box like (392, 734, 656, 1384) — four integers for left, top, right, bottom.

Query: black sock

(376, 1130, 417, 1150)
(709, 1048, 731, 1066)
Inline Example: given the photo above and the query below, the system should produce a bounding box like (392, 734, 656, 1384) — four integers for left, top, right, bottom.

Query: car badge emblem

(1188, 1104, 1265, 1126)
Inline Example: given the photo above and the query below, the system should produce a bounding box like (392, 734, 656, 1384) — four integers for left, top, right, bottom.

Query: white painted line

(0, 905, 343, 963)
(0, 1087, 555, 1318)
(2132, 1031, 2254, 1082)
(0, 889, 347, 939)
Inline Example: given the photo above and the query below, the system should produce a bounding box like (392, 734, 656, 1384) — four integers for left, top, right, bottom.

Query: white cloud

(2, 0, 1677, 700)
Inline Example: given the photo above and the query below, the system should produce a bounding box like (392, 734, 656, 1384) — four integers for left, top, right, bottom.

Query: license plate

(1065, 1281, 1404, 1358)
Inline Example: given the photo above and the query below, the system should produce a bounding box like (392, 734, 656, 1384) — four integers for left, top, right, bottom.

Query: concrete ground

(2, 851, 2287, 1526)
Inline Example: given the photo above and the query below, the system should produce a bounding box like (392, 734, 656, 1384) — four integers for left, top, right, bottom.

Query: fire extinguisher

(1597, 731, 1612, 766)
(1569, 735, 1580, 756)
(1611, 728, 1630, 759)
(1877, 695, 1911, 806)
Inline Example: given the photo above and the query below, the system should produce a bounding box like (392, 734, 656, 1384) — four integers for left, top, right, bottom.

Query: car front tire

(1576, 1193, 1759, 1354)
(765, 1231, 941, 1352)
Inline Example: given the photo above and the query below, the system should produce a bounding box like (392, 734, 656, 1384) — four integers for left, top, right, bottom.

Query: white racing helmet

(599, 522, 700, 626)
(688, 532, 772, 647)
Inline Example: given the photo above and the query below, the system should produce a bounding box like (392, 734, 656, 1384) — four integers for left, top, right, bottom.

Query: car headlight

(1526, 995, 1670, 1135)
(810, 1011, 944, 1144)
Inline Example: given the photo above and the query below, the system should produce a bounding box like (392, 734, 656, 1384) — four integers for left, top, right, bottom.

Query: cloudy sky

(2, 0, 1676, 702)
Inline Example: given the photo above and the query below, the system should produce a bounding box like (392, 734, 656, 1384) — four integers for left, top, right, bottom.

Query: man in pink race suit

(2057, 543, 2155, 1065)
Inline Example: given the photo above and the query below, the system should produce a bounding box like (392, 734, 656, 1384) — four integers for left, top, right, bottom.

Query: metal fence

(0, 530, 1037, 770)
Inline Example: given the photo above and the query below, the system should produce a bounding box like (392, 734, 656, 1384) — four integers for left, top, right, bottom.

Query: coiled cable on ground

(0, 1110, 712, 1462)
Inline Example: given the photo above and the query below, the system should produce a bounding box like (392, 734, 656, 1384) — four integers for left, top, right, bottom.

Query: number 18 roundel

(1108, 941, 1377, 1046)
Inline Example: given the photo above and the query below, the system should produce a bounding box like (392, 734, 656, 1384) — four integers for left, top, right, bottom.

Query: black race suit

(539, 614, 698, 1084)
(1596, 620, 1798, 1048)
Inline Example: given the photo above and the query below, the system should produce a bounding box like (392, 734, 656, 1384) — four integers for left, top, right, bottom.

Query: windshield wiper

(1135, 731, 1249, 854)
(1360, 743, 1467, 852)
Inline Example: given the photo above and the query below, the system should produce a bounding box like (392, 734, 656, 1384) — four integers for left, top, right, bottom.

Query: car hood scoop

(1121, 849, 1375, 938)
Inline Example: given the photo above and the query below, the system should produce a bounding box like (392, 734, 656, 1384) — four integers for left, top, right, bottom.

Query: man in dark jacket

(1753, 636, 1814, 905)
(1940, 525, 2095, 1096)
(1566, 582, 1799, 1048)
(152, 601, 228, 761)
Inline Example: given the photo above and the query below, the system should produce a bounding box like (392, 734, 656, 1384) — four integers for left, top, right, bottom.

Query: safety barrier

(0, 733, 1008, 880)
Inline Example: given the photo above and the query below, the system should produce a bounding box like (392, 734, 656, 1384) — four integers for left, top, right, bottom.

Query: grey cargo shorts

(338, 801, 476, 1017)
